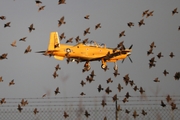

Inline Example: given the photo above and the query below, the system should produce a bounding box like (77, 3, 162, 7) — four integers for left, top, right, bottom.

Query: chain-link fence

(0, 106, 180, 120)
(0, 96, 180, 120)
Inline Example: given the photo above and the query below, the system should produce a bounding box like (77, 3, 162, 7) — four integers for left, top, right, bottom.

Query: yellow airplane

(36, 32, 133, 71)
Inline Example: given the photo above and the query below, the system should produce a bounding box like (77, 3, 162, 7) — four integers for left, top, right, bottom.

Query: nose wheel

(113, 62, 118, 71)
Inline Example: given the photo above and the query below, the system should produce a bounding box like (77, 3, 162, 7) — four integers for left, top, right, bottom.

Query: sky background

(0, 0, 180, 109)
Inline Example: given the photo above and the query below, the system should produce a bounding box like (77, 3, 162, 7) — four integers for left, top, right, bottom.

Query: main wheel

(101, 64, 106, 69)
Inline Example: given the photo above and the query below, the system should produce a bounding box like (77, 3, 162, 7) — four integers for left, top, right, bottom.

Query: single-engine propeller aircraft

(36, 32, 133, 71)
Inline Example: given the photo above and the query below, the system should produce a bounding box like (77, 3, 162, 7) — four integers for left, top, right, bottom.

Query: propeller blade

(36, 51, 46, 53)
(113, 47, 118, 52)
(122, 45, 126, 50)
(128, 56, 133, 63)
(122, 59, 125, 63)
(129, 44, 133, 49)
(66, 58, 70, 64)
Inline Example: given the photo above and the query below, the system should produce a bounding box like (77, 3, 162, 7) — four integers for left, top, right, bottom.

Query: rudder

(48, 32, 60, 50)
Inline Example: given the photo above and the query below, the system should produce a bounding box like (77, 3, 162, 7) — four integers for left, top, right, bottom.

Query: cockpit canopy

(83, 40, 106, 48)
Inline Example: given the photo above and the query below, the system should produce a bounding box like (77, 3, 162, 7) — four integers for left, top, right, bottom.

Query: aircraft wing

(92, 51, 121, 61)
(73, 51, 121, 62)
(87, 49, 130, 62)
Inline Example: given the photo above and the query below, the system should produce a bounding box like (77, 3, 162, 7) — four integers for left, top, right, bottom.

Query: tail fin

(48, 32, 60, 50)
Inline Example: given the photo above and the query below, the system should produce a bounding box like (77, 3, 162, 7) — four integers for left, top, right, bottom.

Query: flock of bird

(47, 6, 180, 119)
(0, 0, 180, 119)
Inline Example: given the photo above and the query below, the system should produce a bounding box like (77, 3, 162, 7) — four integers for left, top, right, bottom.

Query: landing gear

(101, 58, 109, 71)
(101, 64, 109, 71)
(101, 64, 107, 69)
(113, 62, 118, 71)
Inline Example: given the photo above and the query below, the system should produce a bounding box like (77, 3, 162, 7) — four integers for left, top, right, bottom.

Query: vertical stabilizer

(48, 32, 60, 50)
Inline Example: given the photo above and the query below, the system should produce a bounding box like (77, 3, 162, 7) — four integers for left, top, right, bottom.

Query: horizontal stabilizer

(54, 56, 64, 60)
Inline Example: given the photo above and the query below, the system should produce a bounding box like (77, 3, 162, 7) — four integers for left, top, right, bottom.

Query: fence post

(115, 100, 118, 120)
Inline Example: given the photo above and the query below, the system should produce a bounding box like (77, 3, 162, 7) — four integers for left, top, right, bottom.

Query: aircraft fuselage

(52, 43, 129, 62)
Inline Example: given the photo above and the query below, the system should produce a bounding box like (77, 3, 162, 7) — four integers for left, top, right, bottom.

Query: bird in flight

(11, 40, 17, 47)
(28, 24, 35, 32)
(0, 16, 6, 20)
(19, 37, 27, 42)
(127, 22, 134, 28)
(138, 19, 145, 27)
(84, 27, 90, 36)
(38, 6, 45, 12)
(9, 79, 15, 86)
(84, 15, 90, 19)
(58, 16, 66, 27)
(54, 87, 60, 95)
(172, 8, 178, 15)
(24, 45, 32, 54)
(119, 30, 125, 38)
(35, 0, 42, 6)
(142, 9, 149, 17)
(58, 0, 66, 5)
(4, 22, 11, 28)
(95, 23, 101, 30)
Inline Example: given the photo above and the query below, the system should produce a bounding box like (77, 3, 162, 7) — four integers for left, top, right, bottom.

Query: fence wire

(0, 96, 180, 120)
